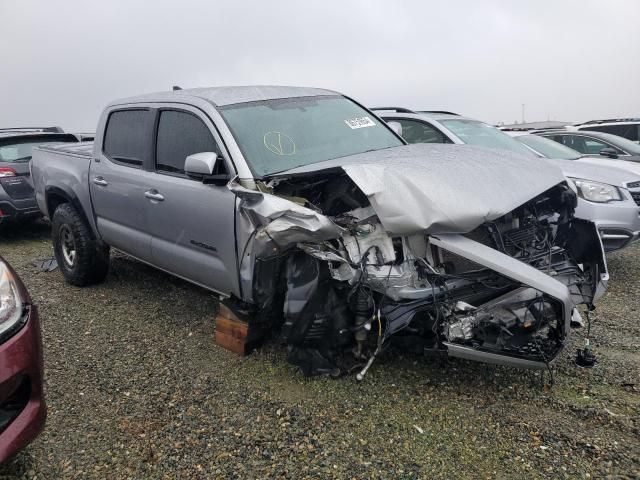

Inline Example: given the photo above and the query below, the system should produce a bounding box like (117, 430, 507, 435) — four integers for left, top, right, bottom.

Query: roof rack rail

(500, 126, 568, 134)
(418, 110, 460, 116)
(370, 107, 416, 114)
(576, 118, 640, 126)
(0, 126, 64, 133)
(530, 128, 568, 134)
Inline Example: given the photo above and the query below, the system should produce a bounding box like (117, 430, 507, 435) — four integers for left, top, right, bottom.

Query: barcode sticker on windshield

(345, 116, 376, 129)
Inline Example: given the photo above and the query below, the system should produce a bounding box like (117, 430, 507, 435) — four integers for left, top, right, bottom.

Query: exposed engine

(242, 173, 605, 377)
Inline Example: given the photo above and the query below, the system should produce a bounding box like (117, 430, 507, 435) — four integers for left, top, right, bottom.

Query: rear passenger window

(103, 110, 151, 167)
(155, 110, 219, 175)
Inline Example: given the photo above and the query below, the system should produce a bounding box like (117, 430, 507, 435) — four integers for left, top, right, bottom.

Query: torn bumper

(432, 234, 573, 369)
(0, 306, 46, 463)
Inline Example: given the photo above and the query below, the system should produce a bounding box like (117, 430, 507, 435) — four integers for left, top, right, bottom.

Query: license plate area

(0, 177, 34, 200)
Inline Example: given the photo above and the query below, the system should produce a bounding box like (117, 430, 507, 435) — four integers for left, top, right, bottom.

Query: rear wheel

(52, 203, 110, 286)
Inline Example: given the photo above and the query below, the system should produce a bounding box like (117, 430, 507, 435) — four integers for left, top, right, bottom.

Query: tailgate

(0, 176, 34, 200)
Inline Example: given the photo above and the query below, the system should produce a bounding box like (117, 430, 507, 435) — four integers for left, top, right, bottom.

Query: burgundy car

(0, 256, 45, 463)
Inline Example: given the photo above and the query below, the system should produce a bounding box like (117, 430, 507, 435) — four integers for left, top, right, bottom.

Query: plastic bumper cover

(0, 305, 46, 463)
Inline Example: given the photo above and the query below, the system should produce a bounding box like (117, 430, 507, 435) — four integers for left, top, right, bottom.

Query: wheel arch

(45, 186, 93, 235)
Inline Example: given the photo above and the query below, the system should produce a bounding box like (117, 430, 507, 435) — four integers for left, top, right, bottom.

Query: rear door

(145, 107, 239, 296)
(90, 109, 156, 262)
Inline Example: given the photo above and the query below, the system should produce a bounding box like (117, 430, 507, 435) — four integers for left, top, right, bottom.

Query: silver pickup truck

(31, 86, 608, 376)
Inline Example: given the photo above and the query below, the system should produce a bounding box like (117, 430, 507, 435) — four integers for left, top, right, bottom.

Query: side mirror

(599, 147, 618, 159)
(185, 152, 229, 185)
(185, 152, 218, 175)
(387, 121, 403, 136)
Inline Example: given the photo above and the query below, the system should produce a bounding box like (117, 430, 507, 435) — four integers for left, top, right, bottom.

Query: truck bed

(31, 142, 96, 229)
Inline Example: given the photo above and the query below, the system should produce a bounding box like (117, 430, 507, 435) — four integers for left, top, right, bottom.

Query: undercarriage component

(575, 345, 597, 368)
(279, 253, 353, 376)
(575, 307, 598, 368)
(352, 289, 373, 357)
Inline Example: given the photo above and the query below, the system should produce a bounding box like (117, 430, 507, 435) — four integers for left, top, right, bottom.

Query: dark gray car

(0, 128, 78, 223)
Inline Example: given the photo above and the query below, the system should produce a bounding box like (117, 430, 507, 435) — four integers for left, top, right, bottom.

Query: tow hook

(575, 306, 597, 368)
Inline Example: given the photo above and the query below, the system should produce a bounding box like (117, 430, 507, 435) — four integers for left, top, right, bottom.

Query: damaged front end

(232, 147, 608, 376)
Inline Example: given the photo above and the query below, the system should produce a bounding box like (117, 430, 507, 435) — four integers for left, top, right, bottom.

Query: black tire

(52, 203, 110, 286)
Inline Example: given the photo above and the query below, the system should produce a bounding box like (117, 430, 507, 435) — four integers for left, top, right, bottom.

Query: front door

(144, 108, 239, 296)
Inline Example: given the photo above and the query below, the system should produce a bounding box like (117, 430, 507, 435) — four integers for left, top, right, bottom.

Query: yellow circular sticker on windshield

(263, 131, 296, 156)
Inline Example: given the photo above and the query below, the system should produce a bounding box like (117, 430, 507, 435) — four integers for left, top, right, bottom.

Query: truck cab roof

(110, 85, 340, 108)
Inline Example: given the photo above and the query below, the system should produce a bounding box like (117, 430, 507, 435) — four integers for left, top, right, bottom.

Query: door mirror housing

(185, 152, 219, 175)
(185, 152, 230, 185)
(387, 121, 403, 136)
(599, 147, 619, 158)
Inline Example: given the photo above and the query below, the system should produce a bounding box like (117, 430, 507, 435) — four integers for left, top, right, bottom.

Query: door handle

(144, 189, 164, 202)
(92, 176, 108, 187)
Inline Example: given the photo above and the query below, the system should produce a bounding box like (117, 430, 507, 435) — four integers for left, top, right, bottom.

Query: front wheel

(52, 203, 110, 286)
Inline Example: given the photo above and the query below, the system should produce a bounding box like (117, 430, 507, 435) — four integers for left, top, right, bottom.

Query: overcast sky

(1, 0, 639, 131)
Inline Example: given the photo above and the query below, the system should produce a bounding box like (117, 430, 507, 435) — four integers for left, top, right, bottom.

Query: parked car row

(501, 118, 640, 146)
(374, 109, 640, 252)
(0, 85, 632, 461)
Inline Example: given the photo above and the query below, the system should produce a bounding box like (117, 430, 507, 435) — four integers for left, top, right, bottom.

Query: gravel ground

(0, 221, 638, 479)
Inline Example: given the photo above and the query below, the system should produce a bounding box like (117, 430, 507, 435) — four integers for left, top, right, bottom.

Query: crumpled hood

(548, 158, 640, 188)
(277, 144, 566, 235)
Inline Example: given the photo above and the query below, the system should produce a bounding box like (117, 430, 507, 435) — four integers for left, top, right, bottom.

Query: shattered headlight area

(282, 248, 566, 376)
(235, 174, 606, 377)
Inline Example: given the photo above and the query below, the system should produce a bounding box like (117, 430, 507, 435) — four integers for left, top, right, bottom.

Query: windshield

(593, 132, 640, 154)
(439, 119, 536, 157)
(516, 134, 582, 160)
(220, 95, 403, 176)
(0, 135, 78, 163)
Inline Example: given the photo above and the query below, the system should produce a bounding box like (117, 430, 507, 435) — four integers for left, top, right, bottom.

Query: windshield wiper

(11, 156, 32, 163)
